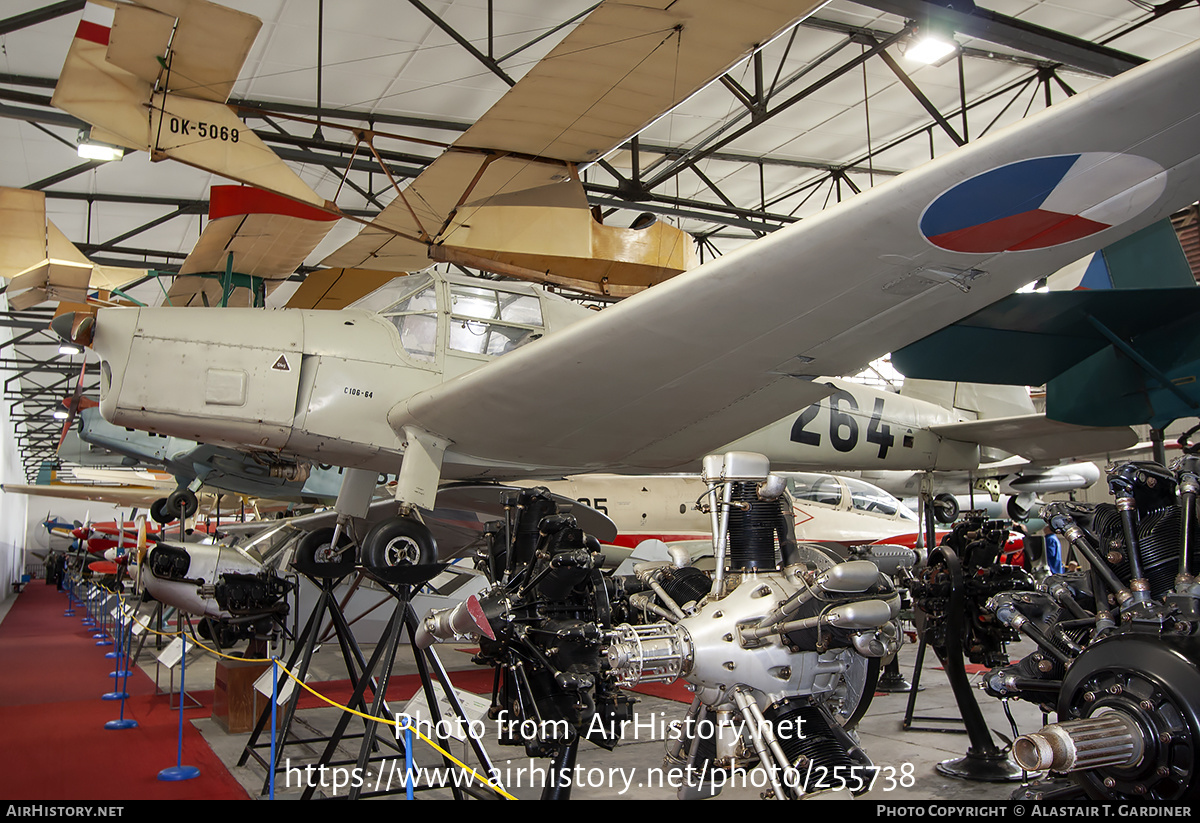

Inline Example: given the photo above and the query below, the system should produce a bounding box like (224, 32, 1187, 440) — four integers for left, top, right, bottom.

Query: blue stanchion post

(103, 603, 130, 700)
(158, 632, 200, 781)
(64, 574, 75, 616)
(405, 717, 414, 800)
(270, 658, 277, 800)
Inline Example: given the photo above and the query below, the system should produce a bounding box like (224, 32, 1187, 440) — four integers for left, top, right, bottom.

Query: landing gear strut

(291, 527, 357, 578)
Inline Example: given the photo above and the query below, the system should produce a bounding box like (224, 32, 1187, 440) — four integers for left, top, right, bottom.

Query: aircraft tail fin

(899, 379, 1035, 420)
(892, 220, 1200, 429)
(1047, 218, 1195, 290)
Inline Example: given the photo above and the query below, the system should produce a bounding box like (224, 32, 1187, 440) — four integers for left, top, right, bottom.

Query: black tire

(291, 528, 357, 578)
(165, 490, 199, 521)
(933, 492, 960, 524)
(150, 497, 172, 525)
(361, 517, 437, 580)
(1007, 496, 1029, 522)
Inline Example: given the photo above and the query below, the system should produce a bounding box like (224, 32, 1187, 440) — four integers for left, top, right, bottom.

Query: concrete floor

(130, 604, 1060, 802)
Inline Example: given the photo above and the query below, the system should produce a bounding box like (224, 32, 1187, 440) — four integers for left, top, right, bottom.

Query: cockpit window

(448, 284, 543, 357)
(841, 477, 917, 520)
(381, 275, 438, 363)
(787, 475, 844, 507)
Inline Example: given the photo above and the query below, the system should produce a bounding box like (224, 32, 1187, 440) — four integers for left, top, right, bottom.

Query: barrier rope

(89, 578, 514, 800)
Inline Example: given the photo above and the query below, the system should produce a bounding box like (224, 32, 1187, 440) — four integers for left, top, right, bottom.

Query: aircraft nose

(49, 311, 96, 348)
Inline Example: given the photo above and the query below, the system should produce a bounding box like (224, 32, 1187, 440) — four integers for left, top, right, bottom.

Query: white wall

(0, 295, 124, 598)
(0, 294, 29, 599)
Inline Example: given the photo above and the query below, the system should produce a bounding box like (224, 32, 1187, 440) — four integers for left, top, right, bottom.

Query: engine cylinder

(726, 481, 784, 572)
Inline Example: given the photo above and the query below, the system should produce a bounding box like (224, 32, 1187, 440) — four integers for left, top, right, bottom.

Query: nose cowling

(88, 306, 306, 452)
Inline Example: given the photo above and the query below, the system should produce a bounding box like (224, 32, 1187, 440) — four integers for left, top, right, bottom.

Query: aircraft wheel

(932, 492, 959, 524)
(150, 498, 172, 524)
(291, 528, 357, 578)
(361, 517, 437, 577)
(1007, 496, 1029, 521)
(165, 489, 199, 521)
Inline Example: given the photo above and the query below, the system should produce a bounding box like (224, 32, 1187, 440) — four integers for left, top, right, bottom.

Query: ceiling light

(76, 129, 124, 162)
(906, 31, 957, 64)
(904, 17, 959, 66)
(59, 343, 83, 356)
(52, 409, 69, 420)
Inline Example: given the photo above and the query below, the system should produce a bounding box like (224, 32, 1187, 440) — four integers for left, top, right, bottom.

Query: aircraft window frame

(787, 475, 844, 507)
(380, 275, 439, 364)
(447, 283, 544, 359)
(840, 477, 916, 520)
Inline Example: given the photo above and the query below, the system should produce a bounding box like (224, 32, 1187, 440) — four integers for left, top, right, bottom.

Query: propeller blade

(56, 358, 89, 450)
(134, 516, 148, 595)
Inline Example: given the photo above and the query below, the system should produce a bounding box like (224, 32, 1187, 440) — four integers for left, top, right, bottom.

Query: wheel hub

(383, 536, 421, 566)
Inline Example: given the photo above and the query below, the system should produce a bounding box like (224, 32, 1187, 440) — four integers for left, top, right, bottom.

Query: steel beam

(851, 0, 1144, 77)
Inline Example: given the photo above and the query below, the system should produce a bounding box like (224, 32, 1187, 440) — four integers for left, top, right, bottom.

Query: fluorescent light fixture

(906, 32, 957, 65)
(59, 343, 83, 356)
(77, 142, 124, 161)
(53, 409, 69, 420)
(76, 129, 124, 162)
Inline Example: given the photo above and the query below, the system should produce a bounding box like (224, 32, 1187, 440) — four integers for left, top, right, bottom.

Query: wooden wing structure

(52, 0, 825, 298)
(167, 185, 340, 307)
(323, 0, 824, 296)
(0, 188, 146, 310)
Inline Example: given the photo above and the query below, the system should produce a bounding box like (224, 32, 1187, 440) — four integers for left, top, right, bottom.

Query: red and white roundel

(920, 152, 1166, 253)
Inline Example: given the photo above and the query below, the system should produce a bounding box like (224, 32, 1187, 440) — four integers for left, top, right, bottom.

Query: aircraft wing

(166, 186, 340, 307)
(927, 414, 1137, 464)
(1, 482, 167, 508)
(890, 287, 1200, 387)
(53, 0, 323, 206)
(321, 0, 819, 294)
(0, 188, 146, 309)
(283, 267, 409, 311)
(389, 39, 1200, 473)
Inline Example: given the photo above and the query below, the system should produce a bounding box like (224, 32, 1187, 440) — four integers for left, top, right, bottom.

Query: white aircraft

(54, 33, 1200, 579)
(537, 471, 919, 550)
(729, 376, 1116, 522)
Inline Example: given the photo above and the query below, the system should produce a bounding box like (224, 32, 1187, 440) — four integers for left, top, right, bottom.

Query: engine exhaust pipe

(1012, 712, 1144, 773)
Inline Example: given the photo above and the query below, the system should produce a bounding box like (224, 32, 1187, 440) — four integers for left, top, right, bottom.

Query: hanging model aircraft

(54, 33, 1200, 579)
(47, 0, 835, 299)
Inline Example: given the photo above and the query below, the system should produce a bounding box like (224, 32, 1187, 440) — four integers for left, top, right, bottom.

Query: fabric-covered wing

(53, 0, 323, 207)
(283, 267, 409, 311)
(167, 185, 339, 307)
(387, 39, 1200, 473)
(0, 187, 146, 309)
(323, 0, 818, 294)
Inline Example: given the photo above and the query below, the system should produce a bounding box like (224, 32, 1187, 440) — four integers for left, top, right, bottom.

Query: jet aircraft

(535, 471, 920, 550)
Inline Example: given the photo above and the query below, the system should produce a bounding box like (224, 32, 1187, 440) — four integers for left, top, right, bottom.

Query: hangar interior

(2, 0, 1200, 804)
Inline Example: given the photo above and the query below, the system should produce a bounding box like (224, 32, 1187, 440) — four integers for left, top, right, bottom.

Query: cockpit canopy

(785, 473, 917, 521)
(348, 272, 585, 366)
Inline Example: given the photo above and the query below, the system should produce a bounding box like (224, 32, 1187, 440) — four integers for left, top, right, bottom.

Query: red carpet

(0, 584, 250, 800)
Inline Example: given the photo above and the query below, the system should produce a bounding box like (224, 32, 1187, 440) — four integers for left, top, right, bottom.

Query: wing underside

(384, 40, 1200, 473)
